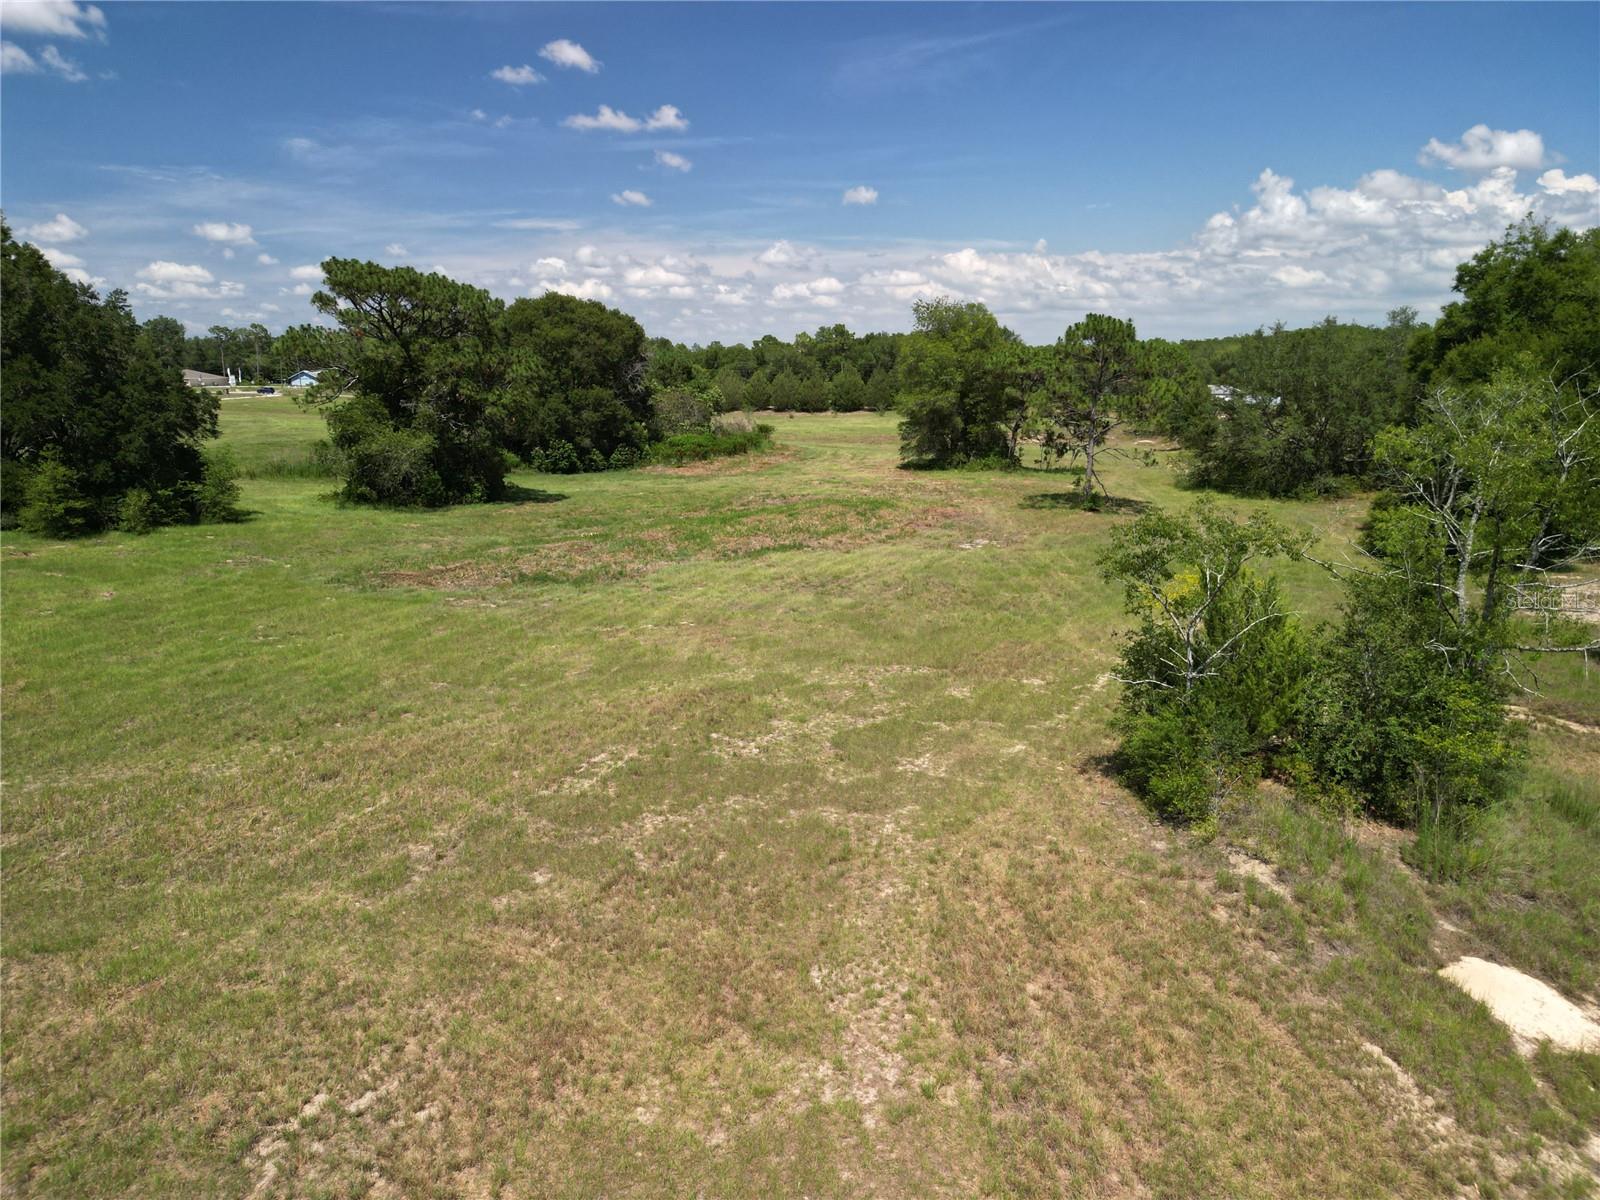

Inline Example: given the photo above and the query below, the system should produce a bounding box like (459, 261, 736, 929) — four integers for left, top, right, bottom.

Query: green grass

(3, 404, 1596, 1197)
(215, 390, 335, 477)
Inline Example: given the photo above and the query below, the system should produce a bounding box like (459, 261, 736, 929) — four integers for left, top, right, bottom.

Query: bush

(608, 444, 643, 470)
(18, 454, 92, 537)
(529, 440, 582, 475)
(197, 447, 243, 523)
(116, 487, 161, 534)
(340, 427, 446, 506)
(647, 425, 773, 465)
(653, 387, 716, 436)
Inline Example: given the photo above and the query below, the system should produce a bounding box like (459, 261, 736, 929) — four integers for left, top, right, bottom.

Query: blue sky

(3, 1, 1597, 342)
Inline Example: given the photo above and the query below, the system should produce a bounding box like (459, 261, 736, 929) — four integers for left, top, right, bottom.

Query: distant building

(286, 369, 323, 388)
(183, 369, 228, 387)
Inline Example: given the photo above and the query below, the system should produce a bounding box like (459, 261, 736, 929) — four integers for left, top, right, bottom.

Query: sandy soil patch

(1438, 956, 1600, 1053)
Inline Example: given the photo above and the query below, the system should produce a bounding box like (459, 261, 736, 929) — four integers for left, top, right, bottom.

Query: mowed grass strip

(3, 407, 1595, 1197)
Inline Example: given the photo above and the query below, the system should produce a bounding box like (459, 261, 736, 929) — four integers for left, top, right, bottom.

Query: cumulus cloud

(756, 239, 813, 267)
(1270, 264, 1329, 288)
(564, 104, 687, 133)
(23, 211, 87, 242)
(490, 63, 543, 86)
(1, 40, 37, 71)
(655, 150, 692, 172)
(288, 264, 324, 281)
(2, 40, 86, 80)
(772, 277, 846, 306)
(533, 256, 567, 273)
(0, 1, 107, 40)
(37, 44, 83, 80)
(611, 189, 652, 207)
(1539, 168, 1599, 196)
(133, 260, 243, 300)
(538, 38, 599, 73)
(541, 277, 614, 301)
(256, 253, 278, 265)
(138, 260, 213, 284)
(1420, 124, 1548, 172)
(192, 221, 255, 245)
(842, 185, 879, 206)
(41, 247, 83, 269)
(623, 264, 689, 287)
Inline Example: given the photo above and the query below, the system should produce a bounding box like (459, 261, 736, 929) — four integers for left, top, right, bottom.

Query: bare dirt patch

(1438, 956, 1600, 1054)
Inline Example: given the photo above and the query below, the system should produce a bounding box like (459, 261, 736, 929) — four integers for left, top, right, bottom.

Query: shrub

(608, 444, 643, 470)
(197, 447, 243, 523)
(529, 440, 582, 475)
(648, 425, 773, 465)
(18, 454, 93, 537)
(116, 487, 161, 534)
(653, 387, 716, 436)
(340, 427, 446, 506)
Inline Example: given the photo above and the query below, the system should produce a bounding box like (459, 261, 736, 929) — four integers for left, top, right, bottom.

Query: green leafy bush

(116, 487, 161, 534)
(647, 426, 773, 465)
(339, 427, 446, 507)
(18, 453, 93, 537)
(197, 447, 243, 523)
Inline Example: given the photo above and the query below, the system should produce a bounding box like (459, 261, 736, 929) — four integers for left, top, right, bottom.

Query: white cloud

(256, 253, 278, 265)
(41, 247, 83, 269)
(470, 108, 487, 121)
(1270, 264, 1329, 288)
(23, 211, 87, 242)
(288, 264, 324, 281)
(37, 44, 83, 80)
(0, 2, 107, 40)
(541, 277, 614, 301)
(1539, 168, 1599, 196)
(490, 63, 543, 86)
(655, 150, 692, 172)
(3, 40, 87, 80)
(192, 221, 255, 245)
(494, 217, 582, 231)
(842, 185, 879, 206)
(1, 41, 37, 71)
(1419, 124, 1548, 172)
(564, 104, 687, 133)
(134, 260, 243, 300)
(138, 260, 213, 284)
(623, 264, 689, 287)
(756, 239, 813, 267)
(539, 38, 599, 73)
(643, 104, 688, 132)
(384, 242, 409, 256)
(533, 256, 568, 273)
(772, 276, 846, 306)
(611, 189, 652, 207)
(283, 283, 315, 297)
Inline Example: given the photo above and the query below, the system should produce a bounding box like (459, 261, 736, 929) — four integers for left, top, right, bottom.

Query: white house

(286, 369, 323, 388)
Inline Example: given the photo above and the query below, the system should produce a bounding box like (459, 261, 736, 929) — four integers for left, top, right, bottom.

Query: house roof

(183, 369, 227, 386)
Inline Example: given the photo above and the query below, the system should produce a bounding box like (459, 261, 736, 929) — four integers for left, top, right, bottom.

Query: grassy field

(3, 404, 1597, 1197)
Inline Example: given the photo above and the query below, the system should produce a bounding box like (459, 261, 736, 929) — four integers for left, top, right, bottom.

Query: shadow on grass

(501, 484, 569, 504)
(1020, 492, 1149, 514)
